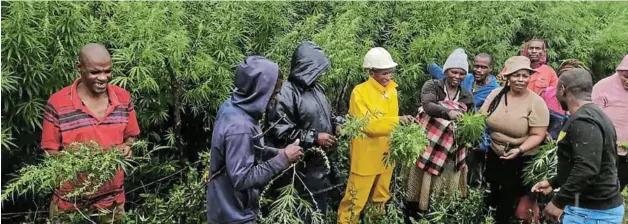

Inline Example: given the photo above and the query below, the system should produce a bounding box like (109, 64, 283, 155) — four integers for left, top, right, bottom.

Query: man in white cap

(336, 47, 414, 224)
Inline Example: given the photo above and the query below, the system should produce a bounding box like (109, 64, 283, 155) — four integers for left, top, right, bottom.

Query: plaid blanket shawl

(416, 100, 468, 176)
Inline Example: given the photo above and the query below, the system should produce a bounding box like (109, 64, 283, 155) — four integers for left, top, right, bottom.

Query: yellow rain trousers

(337, 77, 400, 224)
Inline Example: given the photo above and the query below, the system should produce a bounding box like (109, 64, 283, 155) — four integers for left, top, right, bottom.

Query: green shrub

(386, 123, 429, 167)
(2, 2, 628, 223)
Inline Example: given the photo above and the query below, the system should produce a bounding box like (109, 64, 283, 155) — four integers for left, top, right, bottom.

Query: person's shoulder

(216, 103, 253, 136)
(421, 79, 439, 89)
(488, 87, 504, 96)
(109, 85, 132, 101)
(351, 80, 370, 95)
(593, 74, 615, 89)
(527, 89, 548, 106)
(540, 64, 557, 74)
(47, 85, 73, 107)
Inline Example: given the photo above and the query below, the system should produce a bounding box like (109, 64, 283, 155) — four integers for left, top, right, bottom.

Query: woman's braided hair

(486, 85, 509, 117)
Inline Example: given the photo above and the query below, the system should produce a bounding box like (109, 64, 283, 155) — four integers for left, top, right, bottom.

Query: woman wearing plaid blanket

(480, 56, 549, 224)
(404, 48, 475, 216)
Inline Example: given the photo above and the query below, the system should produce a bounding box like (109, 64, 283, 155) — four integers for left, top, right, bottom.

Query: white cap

(363, 47, 398, 69)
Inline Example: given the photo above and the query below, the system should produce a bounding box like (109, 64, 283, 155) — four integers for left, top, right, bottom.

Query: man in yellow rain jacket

(337, 47, 415, 223)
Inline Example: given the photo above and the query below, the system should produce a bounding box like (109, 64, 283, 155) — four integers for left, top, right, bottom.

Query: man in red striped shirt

(41, 43, 139, 222)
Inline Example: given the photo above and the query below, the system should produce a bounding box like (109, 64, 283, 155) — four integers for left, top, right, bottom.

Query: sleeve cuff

(551, 195, 566, 209)
(302, 130, 317, 148)
(124, 129, 141, 138)
(392, 116, 400, 125)
(276, 150, 290, 169)
(548, 177, 559, 189)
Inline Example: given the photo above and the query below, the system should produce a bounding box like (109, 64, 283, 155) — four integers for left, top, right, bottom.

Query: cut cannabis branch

(454, 113, 487, 148)
(522, 140, 558, 185)
(385, 122, 429, 167)
(1, 141, 133, 204)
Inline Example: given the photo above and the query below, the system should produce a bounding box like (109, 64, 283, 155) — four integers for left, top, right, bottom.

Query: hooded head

(232, 56, 280, 118)
(288, 41, 330, 88)
(616, 54, 628, 90)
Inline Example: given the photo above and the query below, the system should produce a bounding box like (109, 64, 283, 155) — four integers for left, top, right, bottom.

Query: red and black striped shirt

(41, 78, 140, 210)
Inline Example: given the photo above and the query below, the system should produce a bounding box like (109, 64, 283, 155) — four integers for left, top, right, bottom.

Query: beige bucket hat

(500, 56, 536, 76)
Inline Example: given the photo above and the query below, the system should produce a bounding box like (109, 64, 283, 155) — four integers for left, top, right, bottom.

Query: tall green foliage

(2, 1, 628, 223)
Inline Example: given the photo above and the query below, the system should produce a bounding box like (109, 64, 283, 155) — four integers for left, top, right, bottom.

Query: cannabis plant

(417, 187, 487, 224)
(3, 1, 628, 223)
(523, 141, 558, 185)
(386, 122, 429, 167)
(258, 165, 325, 224)
(1, 141, 132, 203)
(454, 113, 487, 148)
(328, 114, 370, 185)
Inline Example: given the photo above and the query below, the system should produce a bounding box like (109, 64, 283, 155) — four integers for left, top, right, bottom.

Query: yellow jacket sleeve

(349, 89, 399, 137)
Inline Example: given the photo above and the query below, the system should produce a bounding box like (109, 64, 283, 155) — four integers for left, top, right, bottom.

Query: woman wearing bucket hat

(336, 47, 415, 224)
(480, 56, 549, 224)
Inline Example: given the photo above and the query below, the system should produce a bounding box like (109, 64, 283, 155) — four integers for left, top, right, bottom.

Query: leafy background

(2, 1, 628, 223)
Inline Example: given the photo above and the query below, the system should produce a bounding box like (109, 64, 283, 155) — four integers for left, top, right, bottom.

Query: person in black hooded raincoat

(263, 41, 341, 222)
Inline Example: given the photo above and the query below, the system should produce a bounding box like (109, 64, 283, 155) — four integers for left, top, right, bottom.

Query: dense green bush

(2, 2, 628, 223)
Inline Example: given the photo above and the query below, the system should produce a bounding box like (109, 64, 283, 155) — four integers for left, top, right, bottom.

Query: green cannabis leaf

(386, 122, 429, 167)
(1, 141, 133, 203)
(454, 113, 487, 148)
(618, 141, 628, 149)
(522, 140, 558, 185)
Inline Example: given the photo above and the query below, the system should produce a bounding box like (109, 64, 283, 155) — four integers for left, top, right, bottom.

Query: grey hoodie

(206, 56, 290, 224)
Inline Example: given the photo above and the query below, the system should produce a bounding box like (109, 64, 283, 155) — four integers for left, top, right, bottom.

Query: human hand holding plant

(316, 132, 336, 148)
(531, 179, 553, 195)
(284, 139, 304, 163)
(120, 143, 133, 159)
(447, 110, 463, 120)
(399, 115, 416, 124)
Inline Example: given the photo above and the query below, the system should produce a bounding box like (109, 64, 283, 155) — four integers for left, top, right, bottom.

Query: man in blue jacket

(426, 52, 500, 187)
(207, 56, 304, 224)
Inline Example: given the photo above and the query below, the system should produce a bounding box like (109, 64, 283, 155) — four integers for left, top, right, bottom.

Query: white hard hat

(363, 47, 398, 69)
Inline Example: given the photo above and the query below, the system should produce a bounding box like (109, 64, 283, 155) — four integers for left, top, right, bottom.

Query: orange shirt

(41, 78, 140, 210)
(527, 64, 558, 95)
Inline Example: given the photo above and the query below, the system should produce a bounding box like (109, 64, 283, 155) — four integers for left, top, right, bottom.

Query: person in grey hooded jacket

(262, 42, 341, 223)
(206, 56, 304, 224)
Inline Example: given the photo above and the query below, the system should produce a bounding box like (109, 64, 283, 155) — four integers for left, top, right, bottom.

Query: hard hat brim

(365, 62, 398, 70)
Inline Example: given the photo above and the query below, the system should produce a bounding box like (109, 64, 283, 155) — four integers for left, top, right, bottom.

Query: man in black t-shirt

(532, 68, 624, 223)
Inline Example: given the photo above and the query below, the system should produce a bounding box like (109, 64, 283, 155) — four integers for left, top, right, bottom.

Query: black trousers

(297, 191, 328, 224)
(467, 149, 487, 188)
(618, 154, 628, 192)
(485, 150, 532, 224)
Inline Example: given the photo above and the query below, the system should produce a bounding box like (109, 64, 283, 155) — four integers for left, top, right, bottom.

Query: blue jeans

(561, 204, 625, 224)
